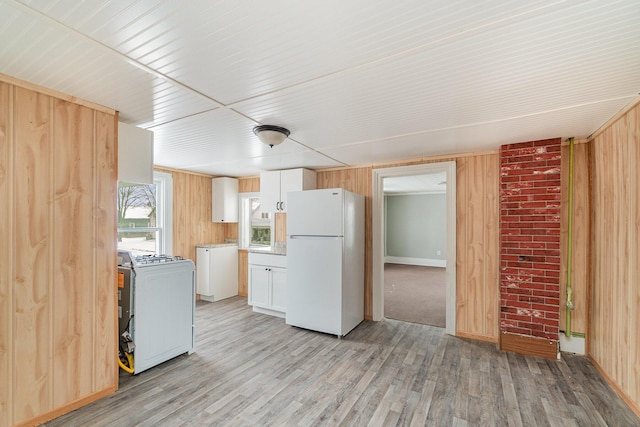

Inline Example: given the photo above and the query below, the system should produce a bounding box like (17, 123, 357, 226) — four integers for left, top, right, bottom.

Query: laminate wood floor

(44, 297, 639, 426)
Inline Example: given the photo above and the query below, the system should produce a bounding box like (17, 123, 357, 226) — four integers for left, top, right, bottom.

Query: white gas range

(117, 251, 195, 374)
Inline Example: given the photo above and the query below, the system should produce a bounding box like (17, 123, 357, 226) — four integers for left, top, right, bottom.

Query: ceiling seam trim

(145, 108, 221, 130)
(318, 94, 637, 150)
(229, 108, 350, 167)
(7, 0, 224, 109)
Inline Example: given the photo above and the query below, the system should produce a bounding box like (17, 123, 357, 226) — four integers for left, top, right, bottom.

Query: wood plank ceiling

(1, 0, 639, 177)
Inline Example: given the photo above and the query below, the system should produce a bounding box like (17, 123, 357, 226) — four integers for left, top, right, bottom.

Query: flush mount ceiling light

(253, 125, 290, 148)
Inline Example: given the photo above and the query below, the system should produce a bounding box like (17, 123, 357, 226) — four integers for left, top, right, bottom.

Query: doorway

(383, 175, 447, 327)
(372, 162, 456, 335)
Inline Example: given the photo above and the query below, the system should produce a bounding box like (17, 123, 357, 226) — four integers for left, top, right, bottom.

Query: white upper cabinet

(260, 168, 316, 212)
(118, 122, 153, 184)
(212, 177, 238, 222)
(260, 170, 282, 213)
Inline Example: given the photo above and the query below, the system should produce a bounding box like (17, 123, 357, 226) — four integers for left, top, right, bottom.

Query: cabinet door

(271, 267, 287, 312)
(260, 171, 282, 212)
(279, 169, 299, 212)
(212, 177, 238, 222)
(248, 264, 270, 308)
(280, 169, 316, 212)
(196, 248, 211, 296)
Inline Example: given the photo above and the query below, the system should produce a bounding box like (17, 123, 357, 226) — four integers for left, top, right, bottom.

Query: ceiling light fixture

(253, 124, 290, 147)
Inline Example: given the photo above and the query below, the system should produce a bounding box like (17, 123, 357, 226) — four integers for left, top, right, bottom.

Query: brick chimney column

(499, 138, 561, 359)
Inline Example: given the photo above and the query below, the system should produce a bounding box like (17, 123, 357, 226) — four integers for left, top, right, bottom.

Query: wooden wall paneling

(0, 81, 12, 426)
(172, 172, 189, 257)
(0, 74, 118, 426)
(91, 109, 118, 394)
(560, 143, 589, 335)
(238, 250, 249, 297)
(614, 109, 633, 400)
(455, 154, 499, 342)
(171, 171, 224, 263)
(463, 155, 483, 337)
(484, 154, 500, 341)
(223, 222, 238, 241)
(590, 128, 611, 372)
(52, 100, 94, 406)
(238, 176, 259, 193)
(630, 104, 640, 407)
(358, 167, 373, 321)
(315, 171, 329, 189)
(13, 86, 52, 423)
(275, 213, 287, 243)
(611, 122, 628, 387)
(455, 157, 469, 336)
(589, 101, 640, 416)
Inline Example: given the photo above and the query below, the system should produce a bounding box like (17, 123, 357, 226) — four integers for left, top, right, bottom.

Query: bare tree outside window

(117, 182, 158, 253)
(117, 182, 156, 226)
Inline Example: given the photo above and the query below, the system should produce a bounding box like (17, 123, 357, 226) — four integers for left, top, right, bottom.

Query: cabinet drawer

(248, 252, 287, 268)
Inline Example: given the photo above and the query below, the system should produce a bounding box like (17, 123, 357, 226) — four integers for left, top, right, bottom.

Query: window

(117, 171, 173, 255)
(239, 192, 273, 249)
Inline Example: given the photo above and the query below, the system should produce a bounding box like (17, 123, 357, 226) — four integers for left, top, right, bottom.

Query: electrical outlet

(437, 250, 441, 256)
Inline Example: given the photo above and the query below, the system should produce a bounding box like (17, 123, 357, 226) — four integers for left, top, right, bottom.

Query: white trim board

(384, 257, 446, 268)
(372, 161, 457, 336)
(559, 334, 586, 355)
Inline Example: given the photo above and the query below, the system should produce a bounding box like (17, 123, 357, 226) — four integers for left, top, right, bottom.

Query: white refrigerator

(286, 188, 365, 337)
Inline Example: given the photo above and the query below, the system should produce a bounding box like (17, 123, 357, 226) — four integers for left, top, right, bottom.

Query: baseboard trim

(559, 333, 586, 355)
(16, 384, 117, 427)
(252, 306, 285, 318)
(589, 355, 640, 419)
(500, 331, 559, 359)
(457, 331, 499, 344)
(385, 256, 446, 267)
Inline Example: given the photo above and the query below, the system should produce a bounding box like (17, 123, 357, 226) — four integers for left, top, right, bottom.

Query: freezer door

(286, 236, 343, 335)
(287, 189, 343, 237)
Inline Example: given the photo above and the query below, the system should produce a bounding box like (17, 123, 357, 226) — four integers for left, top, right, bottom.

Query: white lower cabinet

(270, 268, 287, 313)
(248, 253, 287, 318)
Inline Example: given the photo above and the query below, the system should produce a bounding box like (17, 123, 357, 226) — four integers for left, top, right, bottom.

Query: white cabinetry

(118, 121, 153, 184)
(248, 252, 287, 317)
(196, 244, 238, 301)
(259, 168, 316, 212)
(212, 177, 238, 222)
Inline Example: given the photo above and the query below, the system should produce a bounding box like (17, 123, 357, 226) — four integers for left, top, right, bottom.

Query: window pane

(117, 182, 157, 229)
(249, 197, 271, 246)
(251, 225, 271, 245)
(118, 230, 158, 256)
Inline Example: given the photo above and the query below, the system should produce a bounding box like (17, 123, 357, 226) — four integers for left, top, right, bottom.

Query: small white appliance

(117, 251, 195, 374)
(286, 188, 365, 337)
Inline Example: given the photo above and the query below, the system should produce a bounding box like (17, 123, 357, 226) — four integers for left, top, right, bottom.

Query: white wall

(385, 193, 446, 266)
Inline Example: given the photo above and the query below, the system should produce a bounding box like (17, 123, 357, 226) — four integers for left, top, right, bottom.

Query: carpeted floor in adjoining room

(384, 263, 446, 328)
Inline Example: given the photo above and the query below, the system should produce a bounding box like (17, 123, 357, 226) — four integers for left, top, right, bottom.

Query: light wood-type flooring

(45, 297, 639, 426)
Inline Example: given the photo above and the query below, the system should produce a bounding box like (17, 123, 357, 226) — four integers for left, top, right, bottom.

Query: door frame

(372, 161, 457, 335)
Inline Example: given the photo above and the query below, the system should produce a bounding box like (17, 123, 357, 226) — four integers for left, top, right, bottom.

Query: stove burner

(134, 254, 185, 264)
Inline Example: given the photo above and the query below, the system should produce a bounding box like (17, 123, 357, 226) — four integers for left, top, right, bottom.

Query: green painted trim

(560, 330, 585, 338)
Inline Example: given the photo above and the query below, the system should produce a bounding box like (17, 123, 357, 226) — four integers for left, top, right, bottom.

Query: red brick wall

(500, 138, 561, 341)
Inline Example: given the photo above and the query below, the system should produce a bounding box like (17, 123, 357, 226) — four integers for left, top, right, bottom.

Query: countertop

(196, 243, 238, 248)
(246, 246, 286, 256)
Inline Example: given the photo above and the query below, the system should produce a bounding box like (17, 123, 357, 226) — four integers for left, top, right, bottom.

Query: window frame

(238, 192, 274, 249)
(117, 171, 173, 255)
